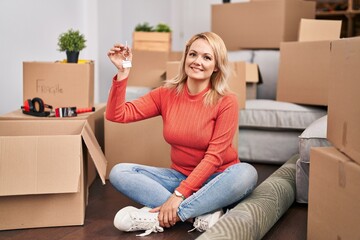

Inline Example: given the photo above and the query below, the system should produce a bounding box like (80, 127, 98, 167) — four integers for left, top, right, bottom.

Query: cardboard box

(128, 50, 182, 88)
(327, 37, 360, 164)
(166, 61, 259, 108)
(0, 120, 107, 230)
(276, 19, 342, 106)
(133, 32, 172, 52)
(211, 0, 316, 50)
(105, 115, 239, 179)
(0, 104, 106, 187)
(298, 18, 342, 42)
(276, 40, 332, 105)
(23, 61, 94, 109)
(105, 116, 171, 178)
(308, 147, 360, 240)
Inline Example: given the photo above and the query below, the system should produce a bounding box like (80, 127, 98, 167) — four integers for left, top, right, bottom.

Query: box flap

(81, 122, 107, 184)
(0, 135, 81, 196)
(245, 63, 260, 83)
(0, 120, 85, 136)
(298, 19, 341, 42)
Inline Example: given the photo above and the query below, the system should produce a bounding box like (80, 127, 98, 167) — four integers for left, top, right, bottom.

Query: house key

(122, 41, 132, 68)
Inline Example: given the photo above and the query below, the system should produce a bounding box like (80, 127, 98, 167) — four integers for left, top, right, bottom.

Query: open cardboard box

(276, 19, 342, 106)
(0, 104, 106, 186)
(211, 0, 315, 50)
(0, 113, 107, 230)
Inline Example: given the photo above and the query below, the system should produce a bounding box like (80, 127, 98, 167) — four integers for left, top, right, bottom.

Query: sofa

(229, 50, 327, 165)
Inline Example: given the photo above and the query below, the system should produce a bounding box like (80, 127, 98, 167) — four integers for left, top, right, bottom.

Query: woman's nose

(193, 56, 201, 65)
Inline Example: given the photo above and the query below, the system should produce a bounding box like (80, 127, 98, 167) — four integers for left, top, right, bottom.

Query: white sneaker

(113, 206, 164, 237)
(188, 209, 224, 232)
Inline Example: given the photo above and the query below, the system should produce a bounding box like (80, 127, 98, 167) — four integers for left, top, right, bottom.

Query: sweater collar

(184, 82, 211, 101)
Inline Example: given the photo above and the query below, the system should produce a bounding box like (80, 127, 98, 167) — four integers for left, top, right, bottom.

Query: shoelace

(188, 209, 229, 233)
(136, 223, 164, 237)
(188, 218, 208, 233)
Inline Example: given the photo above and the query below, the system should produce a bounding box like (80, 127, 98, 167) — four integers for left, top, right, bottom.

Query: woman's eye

(204, 56, 212, 61)
(189, 52, 196, 57)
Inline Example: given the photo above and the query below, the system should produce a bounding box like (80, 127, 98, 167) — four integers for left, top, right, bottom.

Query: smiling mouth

(190, 66, 203, 72)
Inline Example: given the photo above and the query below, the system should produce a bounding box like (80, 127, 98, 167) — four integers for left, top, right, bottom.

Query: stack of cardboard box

(212, 7, 360, 239)
(211, 0, 316, 99)
(0, 61, 107, 230)
(307, 37, 360, 239)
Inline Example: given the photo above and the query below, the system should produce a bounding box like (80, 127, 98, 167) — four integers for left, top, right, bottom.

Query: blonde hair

(164, 32, 231, 106)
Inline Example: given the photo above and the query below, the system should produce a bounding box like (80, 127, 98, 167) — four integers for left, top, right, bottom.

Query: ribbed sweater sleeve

(106, 76, 161, 122)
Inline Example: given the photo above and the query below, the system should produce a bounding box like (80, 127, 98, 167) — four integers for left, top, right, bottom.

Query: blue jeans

(109, 162, 258, 221)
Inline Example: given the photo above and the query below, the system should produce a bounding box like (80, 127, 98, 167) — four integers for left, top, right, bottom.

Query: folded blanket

(197, 154, 297, 240)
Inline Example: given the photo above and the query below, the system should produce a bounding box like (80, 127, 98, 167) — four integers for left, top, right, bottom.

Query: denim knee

(241, 162, 258, 191)
(109, 163, 132, 187)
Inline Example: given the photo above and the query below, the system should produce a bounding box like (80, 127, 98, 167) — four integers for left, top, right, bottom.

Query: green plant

(134, 22, 154, 32)
(58, 29, 86, 52)
(154, 23, 171, 32)
(134, 22, 171, 32)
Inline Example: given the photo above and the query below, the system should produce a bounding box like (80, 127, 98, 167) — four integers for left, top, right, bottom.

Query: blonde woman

(106, 32, 258, 236)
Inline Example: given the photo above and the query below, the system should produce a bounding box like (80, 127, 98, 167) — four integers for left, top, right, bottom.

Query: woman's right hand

(107, 43, 133, 80)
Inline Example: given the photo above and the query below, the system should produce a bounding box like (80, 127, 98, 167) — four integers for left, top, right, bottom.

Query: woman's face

(184, 38, 218, 83)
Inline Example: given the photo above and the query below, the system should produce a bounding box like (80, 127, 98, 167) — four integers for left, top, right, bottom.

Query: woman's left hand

(150, 195, 183, 228)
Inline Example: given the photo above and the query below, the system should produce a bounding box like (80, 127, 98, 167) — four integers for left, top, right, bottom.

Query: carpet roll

(196, 154, 298, 240)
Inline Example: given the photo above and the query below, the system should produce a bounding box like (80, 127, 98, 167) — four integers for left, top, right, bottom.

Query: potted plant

(58, 29, 86, 63)
(133, 22, 172, 52)
(134, 22, 154, 32)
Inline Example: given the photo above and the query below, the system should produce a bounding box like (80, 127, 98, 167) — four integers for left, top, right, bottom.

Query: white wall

(0, 0, 227, 115)
(0, 0, 90, 114)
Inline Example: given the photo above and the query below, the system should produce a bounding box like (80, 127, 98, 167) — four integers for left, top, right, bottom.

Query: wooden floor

(0, 163, 308, 240)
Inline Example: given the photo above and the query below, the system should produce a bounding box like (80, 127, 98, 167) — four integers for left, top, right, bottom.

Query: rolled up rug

(196, 154, 298, 240)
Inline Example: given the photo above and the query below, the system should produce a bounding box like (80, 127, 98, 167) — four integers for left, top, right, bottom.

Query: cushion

(252, 50, 280, 100)
(240, 99, 327, 130)
(197, 154, 298, 240)
(227, 50, 254, 63)
(296, 115, 331, 203)
(239, 129, 302, 164)
(298, 115, 331, 163)
(125, 86, 152, 101)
